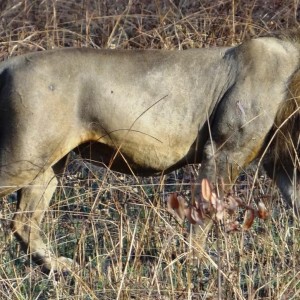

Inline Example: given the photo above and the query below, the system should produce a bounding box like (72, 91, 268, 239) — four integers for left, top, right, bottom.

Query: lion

(0, 30, 299, 272)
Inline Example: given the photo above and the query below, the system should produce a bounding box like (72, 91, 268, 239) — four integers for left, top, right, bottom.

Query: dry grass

(0, 0, 300, 299)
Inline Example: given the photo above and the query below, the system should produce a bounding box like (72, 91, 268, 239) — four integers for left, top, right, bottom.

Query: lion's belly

(101, 130, 197, 172)
(77, 123, 199, 174)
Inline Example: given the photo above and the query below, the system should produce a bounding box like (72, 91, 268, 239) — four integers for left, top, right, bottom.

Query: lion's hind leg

(12, 167, 74, 272)
(264, 152, 300, 214)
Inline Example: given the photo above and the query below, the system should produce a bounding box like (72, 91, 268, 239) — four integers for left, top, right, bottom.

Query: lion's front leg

(12, 167, 74, 272)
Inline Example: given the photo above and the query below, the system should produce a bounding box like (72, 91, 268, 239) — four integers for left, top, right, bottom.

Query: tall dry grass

(0, 0, 299, 299)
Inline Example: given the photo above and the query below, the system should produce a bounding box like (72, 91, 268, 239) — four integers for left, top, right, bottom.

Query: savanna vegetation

(0, 1, 299, 299)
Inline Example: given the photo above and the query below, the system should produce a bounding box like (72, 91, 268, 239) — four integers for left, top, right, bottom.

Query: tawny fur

(0, 29, 299, 272)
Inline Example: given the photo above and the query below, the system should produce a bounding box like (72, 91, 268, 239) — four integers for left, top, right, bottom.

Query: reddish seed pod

(167, 193, 179, 210)
(243, 209, 255, 230)
(257, 201, 268, 220)
(201, 178, 212, 202)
